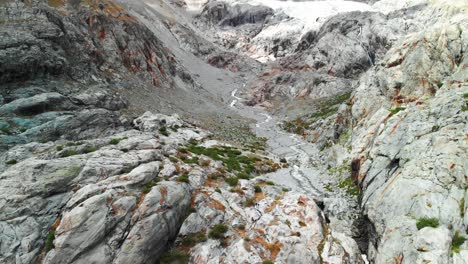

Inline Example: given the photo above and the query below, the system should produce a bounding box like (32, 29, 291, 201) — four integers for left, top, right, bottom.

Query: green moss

(143, 180, 159, 193)
(109, 138, 124, 145)
(158, 249, 189, 264)
(452, 231, 467, 254)
(184, 145, 222, 161)
(82, 146, 98, 154)
(328, 163, 351, 178)
(61, 150, 79, 157)
(338, 130, 350, 144)
(66, 142, 83, 147)
(282, 92, 351, 135)
(460, 198, 465, 218)
(208, 223, 228, 239)
(237, 155, 260, 164)
(243, 198, 255, 207)
(178, 174, 190, 183)
(225, 177, 239, 187)
(225, 157, 241, 172)
(282, 188, 289, 192)
(389, 107, 406, 115)
(45, 230, 55, 252)
(237, 172, 250, 180)
(169, 156, 178, 163)
(263, 260, 274, 264)
(0, 127, 13, 135)
(159, 127, 169, 137)
(338, 178, 359, 196)
(6, 159, 17, 165)
(322, 92, 352, 107)
(181, 232, 207, 247)
(266, 181, 275, 186)
(416, 217, 439, 230)
(184, 156, 199, 164)
(254, 185, 262, 193)
(182, 145, 269, 175)
(59, 145, 98, 156)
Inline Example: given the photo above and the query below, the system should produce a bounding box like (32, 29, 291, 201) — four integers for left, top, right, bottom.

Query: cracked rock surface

(0, 0, 467, 263)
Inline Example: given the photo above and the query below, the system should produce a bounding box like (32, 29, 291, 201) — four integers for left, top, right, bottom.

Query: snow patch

(225, 0, 374, 33)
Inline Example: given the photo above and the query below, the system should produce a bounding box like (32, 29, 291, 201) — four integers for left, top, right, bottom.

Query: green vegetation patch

(0, 127, 13, 135)
(338, 178, 359, 196)
(159, 249, 189, 264)
(416, 217, 439, 230)
(282, 92, 351, 135)
(61, 150, 79, 157)
(159, 127, 169, 136)
(460, 198, 465, 218)
(452, 231, 467, 254)
(181, 232, 207, 247)
(209, 223, 229, 239)
(143, 179, 159, 193)
(225, 177, 239, 187)
(82, 146, 98, 154)
(6, 159, 17, 165)
(60, 145, 99, 157)
(109, 137, 127, 145)
(45, 230, 55, 252)
(389, 107, 406, 115)
(177, 174, 190, 183)
(184, 156, 199, 164)
(180, 145, 274, 176)
(328, 163, 351, 178)
(243, 198, 255, 207)
(254, 185, 262, 193)
(66, 142, 83, 147)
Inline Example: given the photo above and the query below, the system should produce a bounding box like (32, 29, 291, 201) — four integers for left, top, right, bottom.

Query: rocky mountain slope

(0, 0, 467, 263)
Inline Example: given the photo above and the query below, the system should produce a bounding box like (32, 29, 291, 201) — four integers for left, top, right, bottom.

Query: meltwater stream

(229, 88, 324, 197)
(229, 88, 370, 264)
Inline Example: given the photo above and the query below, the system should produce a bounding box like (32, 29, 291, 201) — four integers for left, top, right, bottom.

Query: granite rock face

(1, 0, 467, 263)
(0, 112, 202, 263)
(348, 20, 468, 262)
(0, 0, 242, 152)
(0, 110, 361, 263)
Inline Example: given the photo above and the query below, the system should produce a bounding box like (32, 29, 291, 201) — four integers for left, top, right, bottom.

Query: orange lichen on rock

(48, 0, 66, 7)
(297, 196, 310, 206)
(208, 199, 226, 211)
(251, 235, 282, 260)
(265, 200, 281, 213)
(159, 186, 168, 205)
